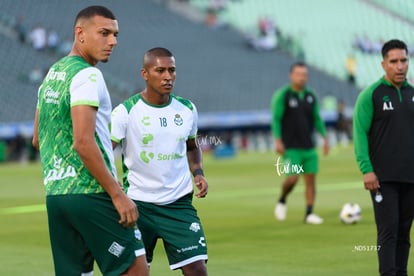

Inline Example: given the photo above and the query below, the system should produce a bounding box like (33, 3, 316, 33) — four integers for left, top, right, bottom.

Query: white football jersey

(111, 94, 198, 205)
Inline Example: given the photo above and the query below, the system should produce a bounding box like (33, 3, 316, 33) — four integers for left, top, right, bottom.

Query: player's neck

(384, 76, 404, 89)
(140, 89, 170, 106)
(291, 84, 304, 93)
(69, 44, 98, 66)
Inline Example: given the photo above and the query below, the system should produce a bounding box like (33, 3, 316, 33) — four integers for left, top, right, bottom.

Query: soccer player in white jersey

(32, 6, 148, 276)
(111, 47, 208, 275)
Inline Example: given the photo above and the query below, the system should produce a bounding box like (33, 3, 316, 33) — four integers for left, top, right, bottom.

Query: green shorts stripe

(46, 193, 145, 276)
(135, 193, 208, 270)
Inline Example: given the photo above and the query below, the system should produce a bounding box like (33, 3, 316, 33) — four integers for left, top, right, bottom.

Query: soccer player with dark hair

(111, 47, 208, 275)
(271, 61, 329, 224)
(354, 39, 414, 276)
(32, 5, 148, 275)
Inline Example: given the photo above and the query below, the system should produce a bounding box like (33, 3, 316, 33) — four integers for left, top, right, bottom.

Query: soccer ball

(340, 203, 361, 224)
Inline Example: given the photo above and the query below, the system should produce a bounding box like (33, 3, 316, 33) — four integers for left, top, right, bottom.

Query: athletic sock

(306, 205, 313, 216)
(279, 197, 286, 204)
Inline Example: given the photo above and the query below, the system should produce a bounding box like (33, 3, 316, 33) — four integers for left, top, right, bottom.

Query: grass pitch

(0, 145, 412, 275)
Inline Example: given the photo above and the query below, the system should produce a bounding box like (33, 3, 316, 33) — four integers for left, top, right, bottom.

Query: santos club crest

(174, 114, 183, 126)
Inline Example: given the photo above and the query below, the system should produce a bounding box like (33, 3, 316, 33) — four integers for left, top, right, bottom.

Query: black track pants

(370, 182, 414, 276)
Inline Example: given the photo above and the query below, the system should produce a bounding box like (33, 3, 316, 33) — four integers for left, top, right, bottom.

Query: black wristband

(192, 168, 204, 177)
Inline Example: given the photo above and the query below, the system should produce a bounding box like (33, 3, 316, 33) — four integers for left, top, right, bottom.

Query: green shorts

(281, 148, 319, 175)
(135, 193, 208, 270)
(46, 193, 146, 276)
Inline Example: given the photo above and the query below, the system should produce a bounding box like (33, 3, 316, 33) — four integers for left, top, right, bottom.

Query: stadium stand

(189, 0, 414, 89)
(368, 0, 414, 26)
(0, 0, 359, 139)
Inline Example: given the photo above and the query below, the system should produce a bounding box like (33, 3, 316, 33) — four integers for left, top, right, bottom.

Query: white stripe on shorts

(135, 248, 146, 257)
(170, 254, 208, 270)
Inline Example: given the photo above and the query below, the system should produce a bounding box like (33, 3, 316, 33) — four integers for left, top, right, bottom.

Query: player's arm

(353, 89, 374, 174)
(271, 89, 286, 154)
(71, 105, 137, 227)
(32, 87, 42, 150)
(111, 104, 127, 150)
(312, 95, 329, 155)
(353, 88, 379, 191)
(187, 137, 208, 198)
(32, 108, 40, 150)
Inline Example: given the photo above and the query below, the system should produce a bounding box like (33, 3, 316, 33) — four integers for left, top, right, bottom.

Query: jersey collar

(381, 76, 408, 88)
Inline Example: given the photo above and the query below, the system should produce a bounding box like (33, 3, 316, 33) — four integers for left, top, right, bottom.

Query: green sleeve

(271, 88, 286, 138)
(353, 88, 374, 174)
(312, 96, 327, 137)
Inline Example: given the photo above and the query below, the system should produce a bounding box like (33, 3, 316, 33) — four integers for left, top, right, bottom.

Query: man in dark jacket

(353, 39, 414, 276)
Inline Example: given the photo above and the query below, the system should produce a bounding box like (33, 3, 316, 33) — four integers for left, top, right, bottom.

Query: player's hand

(111, 192, 138, 228)
(363, 172, 380, 192)
(194, 175, 208, 198)
(275, 139, 285, 155)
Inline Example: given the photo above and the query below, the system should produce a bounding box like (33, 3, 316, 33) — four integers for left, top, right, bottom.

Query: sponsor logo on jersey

(43, 155, 76, 185)
(189, 222, 201, 232)
(141, 116, 151, 126)
(176, 245, 199, 253)
(140, 151, 154, 164)
(198, 237, 206, 247)
(43, 86, 60, 105)
(108, 242, 125, 257)
(45, 69, 66, 82)
(174, 114, 183, 126)
(142, 133, 154, 145)
(88, 73, 97, 82)
(289, 98, 298, 108)
(139, 151, 183, 163)
(157, 152, 183, 161)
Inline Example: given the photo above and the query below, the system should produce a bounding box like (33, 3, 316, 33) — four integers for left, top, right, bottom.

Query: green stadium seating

(190, 0, 414, 89)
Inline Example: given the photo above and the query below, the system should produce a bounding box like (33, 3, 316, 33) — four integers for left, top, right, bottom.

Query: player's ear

(141, 68, 148, 81)
(74, 26, 84, 43)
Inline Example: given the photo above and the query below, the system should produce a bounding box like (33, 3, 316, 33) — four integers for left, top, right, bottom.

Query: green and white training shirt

(111, 94, 198, 205)
(37, 56, 117, 195)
